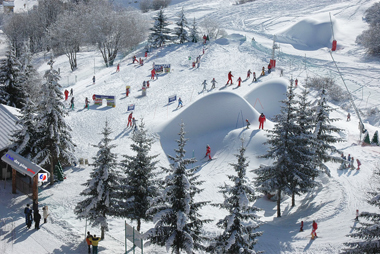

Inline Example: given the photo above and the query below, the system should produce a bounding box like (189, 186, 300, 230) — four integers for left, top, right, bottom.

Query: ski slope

(1, 0, 380, 253)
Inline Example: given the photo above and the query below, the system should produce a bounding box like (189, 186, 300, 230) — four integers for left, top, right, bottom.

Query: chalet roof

(0, 104, 21, 151)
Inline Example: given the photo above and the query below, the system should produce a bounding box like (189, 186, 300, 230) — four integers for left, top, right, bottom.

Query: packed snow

(1, 0, 380, 253)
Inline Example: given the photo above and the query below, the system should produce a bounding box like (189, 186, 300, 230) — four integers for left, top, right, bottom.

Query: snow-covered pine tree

(145, 122, 210, 253)
(115, 120, 159, 232)
(371, 130, 379, 145)
(189, 17, 199, 43)
(0, 45, 27, 109)
(312, 88, 344, 176)
(342, 170, 380, 253)
(174, 8, 189, 44)
(209, 142, 262, 254)
(74, 120, 119, 240)
(148, 8, 172, 47)
(33, 59, 76, 185)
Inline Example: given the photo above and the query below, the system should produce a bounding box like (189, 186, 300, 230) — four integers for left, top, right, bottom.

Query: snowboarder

(84, 97, 89, 109)
(70, 88, 73, 96)
(92, 76, 95, 85)
(34, 209, 41, 230)
(205, 145, 212, 160)
(202, 80, 207, 91)
(300, 221, 304, 232)
(268, 63, 272, 74)
(42, 206, 49, 223)
(259, 113, 266, 129)
(151, 68, 156, 80)
(177, 97, 183, 108)
(211, 78, 217, 89)
(91, 234, 101, 254)
(24, 204, 30, 225)
(237, 77, 242, 87)
(252, 72, 257, 82)
(261, 67, 265, 76)
(356, 159, 361, 170)
(246, 119, 250, 129)
(295, 78, 298, 87)
(116, 63, 120, 72)
(86, 231, 93, 254)
(247, 69, 252, 79)
(64, 89, 69, 101)
(347, 113, 351, 121)
(27, 209, 33, 229)
(226, 71, 233, 85)
(355, 209, 359, 221)
(70, 97, 75, 110)
(127, 112, 133, 128)
(311, 220, 318, 239)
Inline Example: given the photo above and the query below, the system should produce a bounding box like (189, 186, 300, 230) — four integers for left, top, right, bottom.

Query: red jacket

(206, 146, 211, 153)
(128, 113, 133, 121)
(313, 222, 318, 230)
(151, 69, 156, 75)
(268, 64, 272, 70)
(228, 72, 233, 79)
(259, 114, 266, 123)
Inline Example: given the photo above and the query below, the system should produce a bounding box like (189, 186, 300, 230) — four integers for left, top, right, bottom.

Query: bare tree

(200, 16, 226, 39)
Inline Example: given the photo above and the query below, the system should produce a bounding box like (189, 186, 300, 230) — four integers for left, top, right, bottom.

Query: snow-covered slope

(1, 0, 380, 253)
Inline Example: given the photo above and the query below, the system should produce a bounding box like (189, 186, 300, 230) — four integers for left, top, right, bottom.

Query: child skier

(205, 145, 212, 160)
(247, 69, 252, 79)
(261, 67, 265, 76)
(237, 77, 242, 87)
(84, 97, 89, 109)
(177, 97, 183, 108)
(355, 209, 359, 221)
(116, 63, 120, 72)
(253, 72, 257, 82)
(246, 119, 250, 129)
(132, 117, 138, 132)
(70, 97, 74, 110)
(226, 71, 233, 85)
(211, 78, 217, 89)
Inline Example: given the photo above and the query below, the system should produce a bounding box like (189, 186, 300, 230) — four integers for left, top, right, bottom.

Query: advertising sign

(38, 173, 48, 182)
(93, 94, 116, 107)
(128, 104, 135, 111)
(154, 64, 171, 73)
(168, 95, 177, 103)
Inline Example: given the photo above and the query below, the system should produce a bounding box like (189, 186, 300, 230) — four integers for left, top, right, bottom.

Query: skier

(24, 204, 30, 225)
(311, 220, 318, 239)
(143, 81, 146, 89)
(203, 34, 207, 44)
(347, 113, 351, 121)
(91, 234, 101, 254)
(355, 209, 359, 221)
(300, 221, 304, 232)
(350, 157, 355, 169)
(42, 206, 49, 223)
(347, 154, 351, 162)
(295, 78, 298, 87)
(205, 145, 212, 160)
(70, 88, 73, 96)
(192, 62, 196, 68)
(247, 69, 252, 79)
(259, 113, 266, 129)
(211, 78, 217, 89)
(84, 97, 89, 109)
(177, 97, 183, 108)
(92, 76, 95, 85)
(116, 63, 120, 72)
(127, 112, 133, 127)
(202, 80, 207, 91)
(145, 51, 148, 58)
(64, 89, 69, 101)
(126, 87, 130, 97)
(132, 117, 138, 132)
(246, 119, 250, 129)
(132, 55, 137, 64)
(147, 81, 150, 88)
(237, 77, 242, 87)
(268, 63, 272, 74)
(86, 231, 93, 254)
(356, 159, 361, 170)
(261, 67, 265, 76)
(151, 68, 156, 80)
(139, 58, 142, 65)
(280, 69, 283, 77)
(34, 209, 41, 230)
(70, 97, 75, 110)
(203, 48, 205, 54)
(253, 72, 257, 82)
(226, 71, 233, 85)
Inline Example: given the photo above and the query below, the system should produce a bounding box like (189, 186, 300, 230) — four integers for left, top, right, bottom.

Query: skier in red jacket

(247, 69, 252, 79)
(205, 145, 211, 160)
(226, 71, 233, 85)
(237, 77, 242, 87)
(311, 220, 318, 239)
(64, 89, 69, 101)
(127, 112, 133, 127)
(259, 113, 266, 129)
(151, 68, 156, 80)
(295, 78, 298, 87)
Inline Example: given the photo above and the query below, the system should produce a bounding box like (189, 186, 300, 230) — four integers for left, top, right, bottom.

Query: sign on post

(154, 64, 171, 74)
(128, 104, 135, 111)
(93, 94, 116, 107)
(125, 221, 143, 254)
(168, 95, 177, 104)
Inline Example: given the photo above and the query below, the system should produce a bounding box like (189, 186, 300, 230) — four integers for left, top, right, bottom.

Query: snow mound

(276, 16, 335, 50)
(158, 91, 260, 141)
(214, 33, 246, 46)
(244, 78, 288, 120)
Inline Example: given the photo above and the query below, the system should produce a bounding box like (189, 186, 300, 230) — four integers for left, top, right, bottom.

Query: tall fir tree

(0, 45, 27, 109)
(149, 8, 172, 47)
(33, 59, 76, 185)
(115, 120, 159, 232)
(371, 130, 379, 145)
(145, 122, 210, 253)
(74, 120, 119, 240)
(342, 170, 380, 253)
(209, 142, 262, 254)
(174, 8, 189, 44)
(312, 88, 344, 176)
(189, 17, 199, 43)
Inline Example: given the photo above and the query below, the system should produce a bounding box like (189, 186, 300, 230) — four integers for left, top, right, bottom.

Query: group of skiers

(86, 231, 101, 254)
(340, 153, 361, 170)
(127, 112, 138, 131)
(24, 200, 49, 230)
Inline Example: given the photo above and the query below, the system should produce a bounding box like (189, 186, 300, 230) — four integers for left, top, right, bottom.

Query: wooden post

(12, 168, 16, 194)
(32, 174, 38, 201)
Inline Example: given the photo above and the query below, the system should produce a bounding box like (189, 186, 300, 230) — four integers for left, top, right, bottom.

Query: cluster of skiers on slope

(340, 153, 361, 170)
(86, 231, 101, 254)
(126, 112, 138, 132)
(24, 200, 49, 230)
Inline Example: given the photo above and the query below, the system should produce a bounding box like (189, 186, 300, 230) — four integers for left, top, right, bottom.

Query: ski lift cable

(329, 12, 335, 41)
(329, 50, 364, 130)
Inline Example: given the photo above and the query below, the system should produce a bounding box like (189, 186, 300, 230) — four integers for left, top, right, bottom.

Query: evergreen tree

(209, 142, 262, 254)
(371, 130, 379, 145)
(174, 8, 189, 44)
(363, 131, 371, 145)
(116, 120, 159, 232)
(33, 59, 76, 185)
(74, 120, 119, 240)
(148, 8, 172, 47)
(145, 122, 210, 253)
(0, 45, 27, 109)
(312, 88, 344, 176)
(342, 170, 380, 253)
(189, 17, 199, 43)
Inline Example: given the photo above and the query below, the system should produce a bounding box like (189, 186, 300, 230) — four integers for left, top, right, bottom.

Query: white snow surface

(1, 0, 380, 253)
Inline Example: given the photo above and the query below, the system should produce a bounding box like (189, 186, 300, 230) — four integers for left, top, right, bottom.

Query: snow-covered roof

(0, 104, 21, 151)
